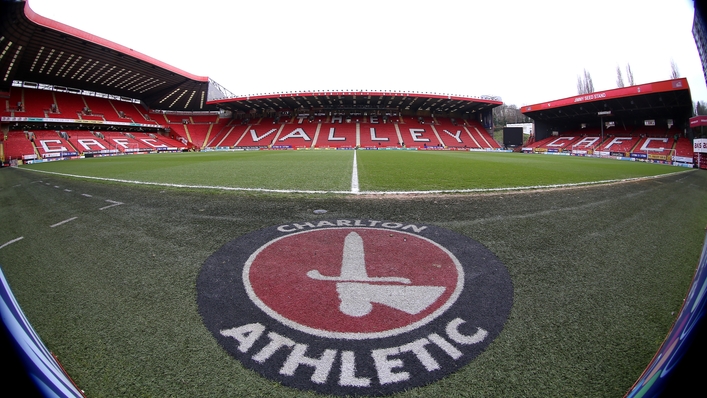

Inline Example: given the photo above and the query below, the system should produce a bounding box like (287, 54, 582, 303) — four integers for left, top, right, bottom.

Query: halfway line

(351, 150, 360, 193)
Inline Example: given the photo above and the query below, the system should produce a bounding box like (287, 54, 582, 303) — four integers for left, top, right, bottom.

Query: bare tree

(577, 69, 594, 94)
(695, 100, 707, 116)
(616, 65, 624, 88)
(670, 58, 681, 79)
(626, 63, 634, 86)
(492, 104, 531, 126)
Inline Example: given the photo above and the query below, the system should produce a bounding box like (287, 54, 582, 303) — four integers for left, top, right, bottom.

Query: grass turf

(0, 155, 705, 397)
(356, 150, 680, 191)
(20, 150, 682, 193)
(22, 151, 354, 191)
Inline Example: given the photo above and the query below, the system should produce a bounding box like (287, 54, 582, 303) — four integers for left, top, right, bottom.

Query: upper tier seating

(3, 88, 56, 118)
(53, 91, 91, 119)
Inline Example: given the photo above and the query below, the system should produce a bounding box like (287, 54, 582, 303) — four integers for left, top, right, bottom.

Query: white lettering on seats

(442, 130, 463, 143)
(640, 137, 669, 151)
(604, 137, 632, 150)
(573, 137, 600, 147)
(77, 138, 106, 150)
(370, 127, 388, 141)
(112, 138, 130, 148)
(409, 128, 430, 142)
(250, 128, 277, 142)
(140, 138, 163, 147)
(328, 128, 345, 141)
(280, 128, 311, 141)
(40, 139, 67, 152)
(547, 137, 574, 147)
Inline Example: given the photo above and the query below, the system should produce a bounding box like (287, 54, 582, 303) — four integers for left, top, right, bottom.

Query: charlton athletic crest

(197, 219, 513, 396)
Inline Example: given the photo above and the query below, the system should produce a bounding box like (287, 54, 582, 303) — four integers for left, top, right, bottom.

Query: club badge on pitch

(197, 220, 513, 396)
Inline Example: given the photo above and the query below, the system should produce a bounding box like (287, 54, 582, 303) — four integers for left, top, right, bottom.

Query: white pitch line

(351, 150, 360, 193)
(50, 217, 77, 228)
(81, 193, 93, 198)
(0, 237, 24, 250)
(23, 166, 694, 195)
(99, 200, 124, 210)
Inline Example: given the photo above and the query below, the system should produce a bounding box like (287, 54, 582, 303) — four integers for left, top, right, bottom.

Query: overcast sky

(27, 0, 706, 107)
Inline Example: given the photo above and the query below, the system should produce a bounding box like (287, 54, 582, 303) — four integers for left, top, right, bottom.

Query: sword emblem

(307, 232, 446, 317)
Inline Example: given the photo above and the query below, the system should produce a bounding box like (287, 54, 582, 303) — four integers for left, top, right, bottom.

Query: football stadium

(2, 1, 707, 397)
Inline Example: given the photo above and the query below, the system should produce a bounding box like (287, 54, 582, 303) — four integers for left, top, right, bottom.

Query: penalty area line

(50, 217, 77, 228)
(99, 200, 124, 210)
(0, 237, 24, 250)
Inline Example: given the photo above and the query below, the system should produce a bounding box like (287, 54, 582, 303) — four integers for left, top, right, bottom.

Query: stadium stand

(3, 87, 56, 118)
(6, 81, 698, 163)
(399, 116, 442, 148)
(434, 118, 481, 149)
(675, 136, 694, 159)
(109, 101, 153, 124)
(468, 120, 501, 149)
(521, 78, 694, 166)
(31, 130, 77, 158)
(53, 91, 93, 119)
(358, 119, 402, 148)
(2, 80, 507, 163)
(203, 119, 237, 147)
(63, 130, 116, 155)
(271, 123, 319, 149)
(82, 96, 122, 122)
(2, 131, 37, 161)
(521, 122, 693, 165)
(317, 122, 357, 148)
(211, 125, 249, 148)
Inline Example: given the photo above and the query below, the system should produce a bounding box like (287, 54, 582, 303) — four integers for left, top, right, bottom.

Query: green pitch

(356, 150, 678, 191)
(1, 152, 705, 397)
(21, 150, 681, 193)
